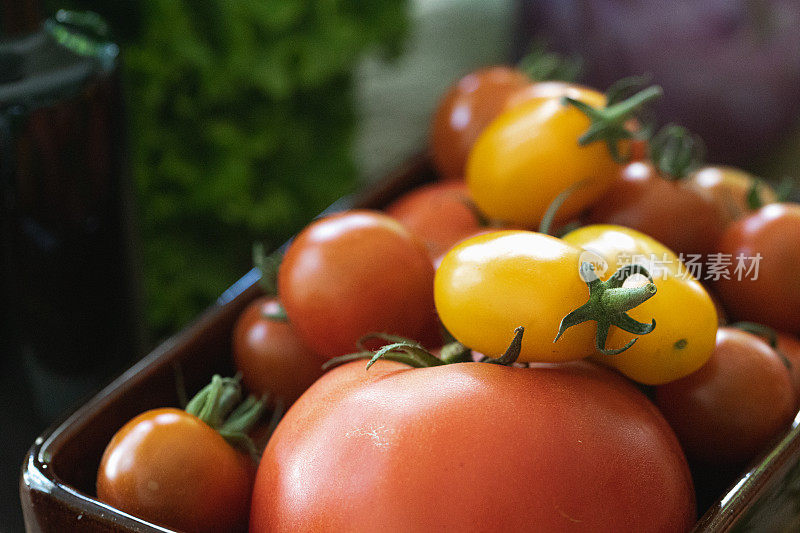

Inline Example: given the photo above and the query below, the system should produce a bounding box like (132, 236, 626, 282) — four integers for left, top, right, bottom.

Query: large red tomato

(278, 210, 438, 359)
(232, 297, 324, 405)
(251, 359, 695, 532)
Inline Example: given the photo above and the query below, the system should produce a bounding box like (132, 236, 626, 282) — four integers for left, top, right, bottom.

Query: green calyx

(562, 84, 662, 162)
(323, 329, 526, 371)
(746, 179, 766, 210)
(253, 242, 289, 322)
(518, 43, 582, 83)
(253, 242, 283, 297)
(775, 176, 796, 203)
(605, 75, 653, 106)
(538, 180, 589, 236)
(321, 333, 445, 371)
(555, 263, 658, 355)
(746, 176, 792, 210)
(648, 124, 705, 180)
(185, 375, 267, 459)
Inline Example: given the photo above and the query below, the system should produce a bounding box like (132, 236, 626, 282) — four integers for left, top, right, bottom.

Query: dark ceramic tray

(20, 155, 800, 532)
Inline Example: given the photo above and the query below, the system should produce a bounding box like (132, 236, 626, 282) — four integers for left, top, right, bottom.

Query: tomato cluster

(95, 60, 799, 532)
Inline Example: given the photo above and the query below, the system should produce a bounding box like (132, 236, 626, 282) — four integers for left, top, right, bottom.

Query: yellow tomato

(562, 225, 717, 384)
(466, 87, 616, 227)
(434, 230, 597, 362)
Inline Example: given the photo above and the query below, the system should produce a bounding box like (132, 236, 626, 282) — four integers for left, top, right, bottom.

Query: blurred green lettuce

(51, 0, 408, 337)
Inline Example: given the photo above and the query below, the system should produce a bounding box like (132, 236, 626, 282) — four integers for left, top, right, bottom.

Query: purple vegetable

(516, 0, 800, 164)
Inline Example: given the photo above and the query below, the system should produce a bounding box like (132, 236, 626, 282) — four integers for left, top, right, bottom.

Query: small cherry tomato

(714, 203, 800, 332)
(278, 210, 438, 359)
(251, 358, 695, 532)
(435, 230, 661, 362)
(434, 231, 594, 361)
(587, 161, 726, 257)
(232, 297, 324, 405)
(385, 181, 482, 260)
(562, 225, 717, 384)
(655, 328, 796, 466)
(466, 85, 657, 227)
(430, 66, 531, 179)
(97, 407, 254, 532)
(687, 166, 777, 226)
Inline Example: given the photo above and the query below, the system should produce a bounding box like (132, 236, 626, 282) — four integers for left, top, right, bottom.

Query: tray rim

(19, 153, 800, 532)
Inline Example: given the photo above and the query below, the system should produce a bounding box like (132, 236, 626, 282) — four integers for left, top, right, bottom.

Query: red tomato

(232, 297, 324, 405)
(587, 161, 726, 257)
(385, 181, 482, 260)
(715, 203, 800, 332)
(251, 359, 695, 532)
(430, 66, 530, 179)
(656, 328, 796, 466)
(97, 408, 253, 532)
(710, 291, 728, 326)
(278, 210, 438, 359)
(777, 332, 800, 396)
(687, 166, 777, 226)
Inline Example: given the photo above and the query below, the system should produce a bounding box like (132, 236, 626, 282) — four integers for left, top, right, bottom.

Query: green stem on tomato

(563, 85, 662, 162)
(253, 242, 283, 296)
(605, 75, 652, 106)
(517, 42, 582, 83)
(439, 341, 473, 364)
(648, 124, 705, 180)
(555, 263, 657, 355)
(775, 176, 795, 202)
(324, 329, 528, 371)
(483, 327, 525, 365)
(185, 375, 267, 459)
(538, 180, 588, 236)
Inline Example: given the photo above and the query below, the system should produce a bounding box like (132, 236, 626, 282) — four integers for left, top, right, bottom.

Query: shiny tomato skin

(434, 230, 596, 362)
(777, 332, 800, 396)
(714, 203, 800, 332)
(385, 181, 482, 260)
(97, 408, 253, 532)
(232, 297, 324, 405)
(430, 66, 530, 179)
(251, 359, 695, 533)
(562, 224, 718, 385)
(687, 166, 777, 226)
(587, 161, 726, 257)
(467, 89, 619, 227)
(503, 80, 601, 111)
(655, 328, 796, 466)
(503, 82, 647, 161)
(278, 210, 438, 359)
